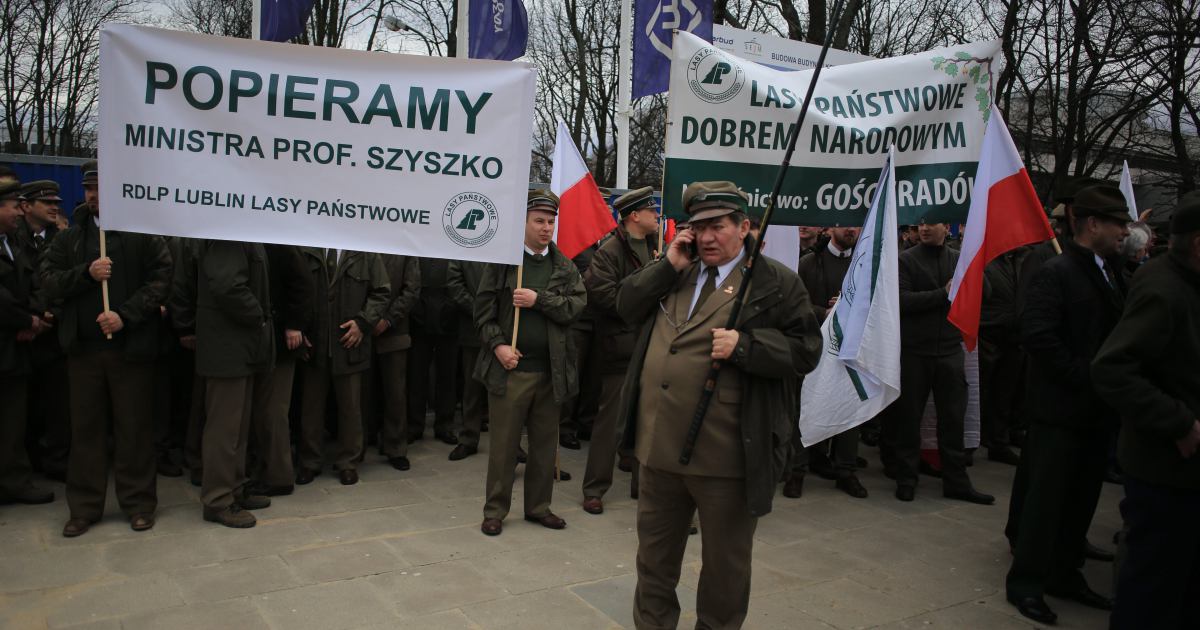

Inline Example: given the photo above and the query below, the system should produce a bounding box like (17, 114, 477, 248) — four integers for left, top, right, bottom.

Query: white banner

(98, 24, 536, 264)
(711, 24, 871, 72)
(664, 31, 1002, 226)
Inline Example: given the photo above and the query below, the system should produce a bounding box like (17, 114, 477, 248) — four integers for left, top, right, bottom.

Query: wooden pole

(99, 229, 113, 340)
(510, 263, 524, 351)
(1050, 237, 1063, 255)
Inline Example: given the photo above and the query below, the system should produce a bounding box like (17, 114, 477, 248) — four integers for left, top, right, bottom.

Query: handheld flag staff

(679, 0, 847, 465)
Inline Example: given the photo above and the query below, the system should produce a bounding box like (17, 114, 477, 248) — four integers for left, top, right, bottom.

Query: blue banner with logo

(469, 0, 529, 60)
(261, 0, 316, 42)
(633, 0, 713, 99)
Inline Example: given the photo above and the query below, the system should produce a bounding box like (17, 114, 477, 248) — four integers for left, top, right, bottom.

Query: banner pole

(99, 229, 113, 340)
(455, 0, 469, 58)
(251, 0, 261, 40)
(511, 263, 524, 350)
(678, 0, 847, 466)
(616, 0, 633, 189)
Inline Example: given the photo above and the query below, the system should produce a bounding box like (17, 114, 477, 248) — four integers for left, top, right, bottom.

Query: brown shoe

(204, 505, 257, 528)
(582, 497, 604, 515)
(524, 512, 566, 530)
(129, 512, 155, 531)
(236, 494, 272, 510)
(62, 517, 95, 538)
(782, 473, 805, 498)
(339, 469, 359, 485)
(481, 518, 503, 536)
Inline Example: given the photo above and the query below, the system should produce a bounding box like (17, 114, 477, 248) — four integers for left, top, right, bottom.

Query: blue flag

(633, 0, 713, 99)
(261, 0, 316, 42)
(469, 0, 529, 60)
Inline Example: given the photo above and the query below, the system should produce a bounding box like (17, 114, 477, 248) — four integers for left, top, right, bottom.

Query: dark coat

(411, 257, 458, 337)
(374, 254, 421, 354)
(1020, 239, 1127, 431)
(264, 244, 315, 361)
(472, 242, 585, 404)
(616, 240, 822, 517)
(447, 260, 489, 348)
(298, 248, 390, 375)
(797, 246, 852, 322)
(898, 243, 962, 357)
(1092, 254, 1200, 489)
(584, 225, 657, 374)
(0, 232, 37, 375)
(39, 210, 171, 362)
(980, 249, 1023, 346)
(192, 241, 274, 378)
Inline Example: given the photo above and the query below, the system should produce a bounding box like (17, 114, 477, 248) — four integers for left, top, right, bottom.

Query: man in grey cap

(16, 180, 70, 481)
(477, 189, 586, 536)
(0, 177, 56, 506)
(616, 181, 821, 629)
(1006, 184, 1131, 624)
(579, 185, 658, 514)
(1094, 191, 1200, 630)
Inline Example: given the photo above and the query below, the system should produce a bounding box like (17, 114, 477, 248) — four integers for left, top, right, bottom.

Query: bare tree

(166, 0, 251, 38)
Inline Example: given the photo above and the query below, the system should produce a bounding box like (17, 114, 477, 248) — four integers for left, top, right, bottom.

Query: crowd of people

(1, 161, 1197, 629)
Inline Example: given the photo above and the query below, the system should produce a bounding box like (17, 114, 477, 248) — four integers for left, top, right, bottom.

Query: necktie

(33, 234, 44, 251)
(691, 266, 718, 318)
(325, 248, 338, 271)
(0, 235, 11, 261)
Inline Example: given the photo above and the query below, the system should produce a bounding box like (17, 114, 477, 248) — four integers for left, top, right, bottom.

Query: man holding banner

(476, 190, 585, 537)
(616, 181, 820, 629)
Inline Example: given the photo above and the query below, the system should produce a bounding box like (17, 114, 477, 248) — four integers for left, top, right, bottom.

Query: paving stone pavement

(0, 433, 1121, 629)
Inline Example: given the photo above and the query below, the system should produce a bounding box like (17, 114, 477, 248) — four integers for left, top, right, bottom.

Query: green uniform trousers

(250, 357, 296, 488)
(457, 345, 488, 449)
(377, 350, 409, 458)
(203, 374, 261, 510)
(483, 370, 557, 520)
(298, 363, 363, 472)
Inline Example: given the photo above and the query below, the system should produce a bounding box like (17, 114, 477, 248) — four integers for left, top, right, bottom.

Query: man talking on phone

(615, 181, 822, 629)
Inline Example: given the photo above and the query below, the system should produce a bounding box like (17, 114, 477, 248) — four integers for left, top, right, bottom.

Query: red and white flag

(551, 121, 615, 259)
(948, 106, 1055, 351)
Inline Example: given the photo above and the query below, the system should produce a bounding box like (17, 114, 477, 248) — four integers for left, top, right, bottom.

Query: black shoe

(246, 482, 293, 497)
(236, 494, 272, 510)
(1046, 584, 1112, 610)
(855, 456, 868, 469)
(157, 456, 183, 477)
(388, 456, 411, 471)
(1083, 540, 1115, 562)
(918, 460, 943, 478)
(407, 434, 422, 445)
(895, 485, 915, 502)
(560, 435, 581, 450)
(555, 469, 572, 481)
(1104, 467, 1124, 485)
(435, 432, 459, 446)
(339, 469, 359, 485)
(782, 473, 804, 498)
(190, 468, 203, 487)
(1010, 429, 1027, 449)
(576, 428, 592, 441)
(836, 474, 869, 499)
(516, 447, 527, 464)
(944, 487, 995, 505)
(964, 450, 975, 467)
(617, 455, 635, 473)
(987, 446, 1021, 466)
(0, 485, 55, 505)
(860, 431, 879, 447)
(43, 467, 67, 483)
(481, 422, 489, 433)
(448, 444, 477, 461)
(1008, 595, 1057, 624)
(295, 468, 319, 485)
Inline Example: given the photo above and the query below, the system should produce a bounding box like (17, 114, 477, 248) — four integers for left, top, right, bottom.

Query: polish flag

(948, 106, 1055, 351)
(551, 121, 615, 259)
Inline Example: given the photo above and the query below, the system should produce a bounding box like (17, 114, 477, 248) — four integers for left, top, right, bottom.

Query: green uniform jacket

(584, 225, 657, 375)
(615, 243, 822, 517)
(1092, 254, 1200, 490)
(298, 248, 389, 375)
(375, 254, 421, 354)
(0, 232, 37, 376)
(472, 242, 586, 404)
(447, 260, 489, 348)
(39, 209, 171, 362)
(180, 240, 275, 378)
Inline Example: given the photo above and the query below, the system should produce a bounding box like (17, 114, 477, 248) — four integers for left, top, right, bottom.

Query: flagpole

(678, 0, 847, 466)
(616, 0, 633, 189)
(455, 0, 469, 58)
(251, 0, 261, 40)
(511, 263, 524, 350)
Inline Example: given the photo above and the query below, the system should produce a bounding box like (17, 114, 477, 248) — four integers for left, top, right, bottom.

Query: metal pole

(616, 0, 633, 189)
(251, 0, 261, 40)
(678, 0, 847, 466)
(455, 0, 470, 58)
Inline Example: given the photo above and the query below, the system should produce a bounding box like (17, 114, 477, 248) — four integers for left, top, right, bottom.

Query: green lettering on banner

(407, 87, 449, 131)
(284, 76, 319, 120)
(145, 61, 177, 104)
(183, 66, 223, 110)
(229, 70, 262, 113)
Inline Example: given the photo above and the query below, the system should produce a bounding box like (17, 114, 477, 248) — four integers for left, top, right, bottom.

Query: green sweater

(514, 250, 552, 372)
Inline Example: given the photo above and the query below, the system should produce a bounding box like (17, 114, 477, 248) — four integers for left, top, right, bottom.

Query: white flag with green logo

(799, 148, 902, 446)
